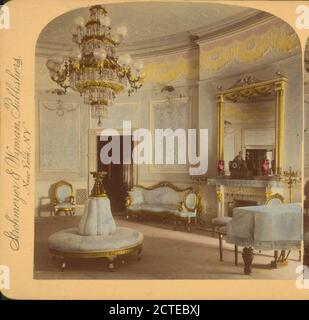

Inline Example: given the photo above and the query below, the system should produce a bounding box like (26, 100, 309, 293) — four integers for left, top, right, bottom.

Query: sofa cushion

(161, 188, 184, 205)
(55, 203, 74, 209)
(128, 203, 179, 214)
(142, 187, 185, 205)
(128, 190, 144, 205)
(143, 188, 166, 204)
(176, 211, 197, 218)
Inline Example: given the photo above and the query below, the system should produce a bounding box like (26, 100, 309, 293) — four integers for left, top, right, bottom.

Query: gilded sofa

(125, 181, 200, 232)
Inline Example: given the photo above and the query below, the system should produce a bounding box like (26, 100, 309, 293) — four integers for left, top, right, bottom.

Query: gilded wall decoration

(200, 27, 300, 74)
(141, 25, 300, 84)
(143, 54, 199, 84)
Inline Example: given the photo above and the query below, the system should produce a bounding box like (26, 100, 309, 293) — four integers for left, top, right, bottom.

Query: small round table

(48, 227, 143, 272)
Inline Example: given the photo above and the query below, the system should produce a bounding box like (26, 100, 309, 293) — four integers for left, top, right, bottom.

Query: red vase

(261, 159, 270, 176)
(217, 160, 225, 176)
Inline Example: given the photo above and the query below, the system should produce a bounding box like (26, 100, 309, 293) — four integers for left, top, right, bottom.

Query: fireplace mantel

(207, 178, 283, 188)
(207, 177, 286, 218)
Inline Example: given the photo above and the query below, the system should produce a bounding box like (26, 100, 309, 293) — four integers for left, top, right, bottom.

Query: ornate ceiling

(36, 2, 266, 56)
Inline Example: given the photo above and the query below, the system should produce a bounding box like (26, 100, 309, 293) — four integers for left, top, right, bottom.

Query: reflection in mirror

(224, 97, 275, 178)
(216, 75, 287, 178)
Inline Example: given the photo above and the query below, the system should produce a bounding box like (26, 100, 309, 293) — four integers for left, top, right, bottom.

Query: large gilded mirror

(216, 74, 287, 178)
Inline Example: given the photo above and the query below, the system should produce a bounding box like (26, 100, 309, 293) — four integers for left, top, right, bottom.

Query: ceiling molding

(36, 10, 274, 59)
(195, 11, 274, 45)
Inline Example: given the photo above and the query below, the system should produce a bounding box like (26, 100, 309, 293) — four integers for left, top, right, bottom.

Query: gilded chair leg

(108, 263, 115, 272)
(60, 260, 66, 272)
(137, 247, 142, 261)
(186, 217, 191, 232)
(108, 256, 116, 272)
(219, 233, 223, 261)
(174, 217, 177, 231)
(299, 250, 302, 262)
(235, 245, 238, 266)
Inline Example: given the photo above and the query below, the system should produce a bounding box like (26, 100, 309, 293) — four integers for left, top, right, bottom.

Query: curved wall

(35, 4, 302, 217)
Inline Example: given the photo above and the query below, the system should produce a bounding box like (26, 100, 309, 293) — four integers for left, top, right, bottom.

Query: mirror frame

(216, 75, 287, 176)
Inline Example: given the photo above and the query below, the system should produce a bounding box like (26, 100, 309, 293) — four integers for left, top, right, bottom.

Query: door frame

(88, 128, 138, 195)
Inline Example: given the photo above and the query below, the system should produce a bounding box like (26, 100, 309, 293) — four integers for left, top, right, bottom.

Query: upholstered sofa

(125, 181, 200, 232)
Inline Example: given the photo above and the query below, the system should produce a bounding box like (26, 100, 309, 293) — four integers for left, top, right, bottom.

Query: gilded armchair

(52, 180, 75, 216)
(175, 191, 200, 232)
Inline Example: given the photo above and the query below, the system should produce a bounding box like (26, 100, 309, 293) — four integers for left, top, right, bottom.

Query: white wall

(197, 56, 302, 215)
(35, 17, 303, 218)
(35, 48, 199, 215)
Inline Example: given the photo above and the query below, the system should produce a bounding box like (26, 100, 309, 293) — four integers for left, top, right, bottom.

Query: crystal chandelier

(46, 5, 144, 125)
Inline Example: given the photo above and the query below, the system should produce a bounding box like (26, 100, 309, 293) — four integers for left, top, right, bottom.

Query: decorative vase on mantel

(261, 159, 270, 176)
(217, 160, 225, 177)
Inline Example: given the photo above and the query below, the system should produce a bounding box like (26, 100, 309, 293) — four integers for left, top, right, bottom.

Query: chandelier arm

(47, 5, 144, 120)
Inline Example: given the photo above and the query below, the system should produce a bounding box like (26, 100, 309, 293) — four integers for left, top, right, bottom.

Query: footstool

(48, 226, 143, 271)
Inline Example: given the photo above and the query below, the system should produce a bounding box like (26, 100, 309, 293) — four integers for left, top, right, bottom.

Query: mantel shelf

(207, 178, 283, 188)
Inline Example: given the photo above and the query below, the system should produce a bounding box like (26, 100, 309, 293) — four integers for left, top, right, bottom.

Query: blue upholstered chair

(175, 192, 200, 232)
(52, 180, 75, 216)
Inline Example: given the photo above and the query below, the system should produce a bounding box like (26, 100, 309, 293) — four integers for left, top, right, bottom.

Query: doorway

(97, 135, 133, 212)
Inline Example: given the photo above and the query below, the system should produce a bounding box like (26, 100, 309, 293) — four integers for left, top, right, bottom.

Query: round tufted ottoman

(48, 226, 143, 271)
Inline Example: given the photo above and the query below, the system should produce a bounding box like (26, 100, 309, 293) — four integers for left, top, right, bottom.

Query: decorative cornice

(36, 11, 301, 87)
(36, 11, 273, 59)
(195, 11, 273, 45)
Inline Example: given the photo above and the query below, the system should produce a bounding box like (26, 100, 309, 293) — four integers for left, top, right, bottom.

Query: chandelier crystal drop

(46, 5, 144, 124)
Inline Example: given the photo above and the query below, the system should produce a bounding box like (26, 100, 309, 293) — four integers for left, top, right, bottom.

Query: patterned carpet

(34, 215, 301, 280)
